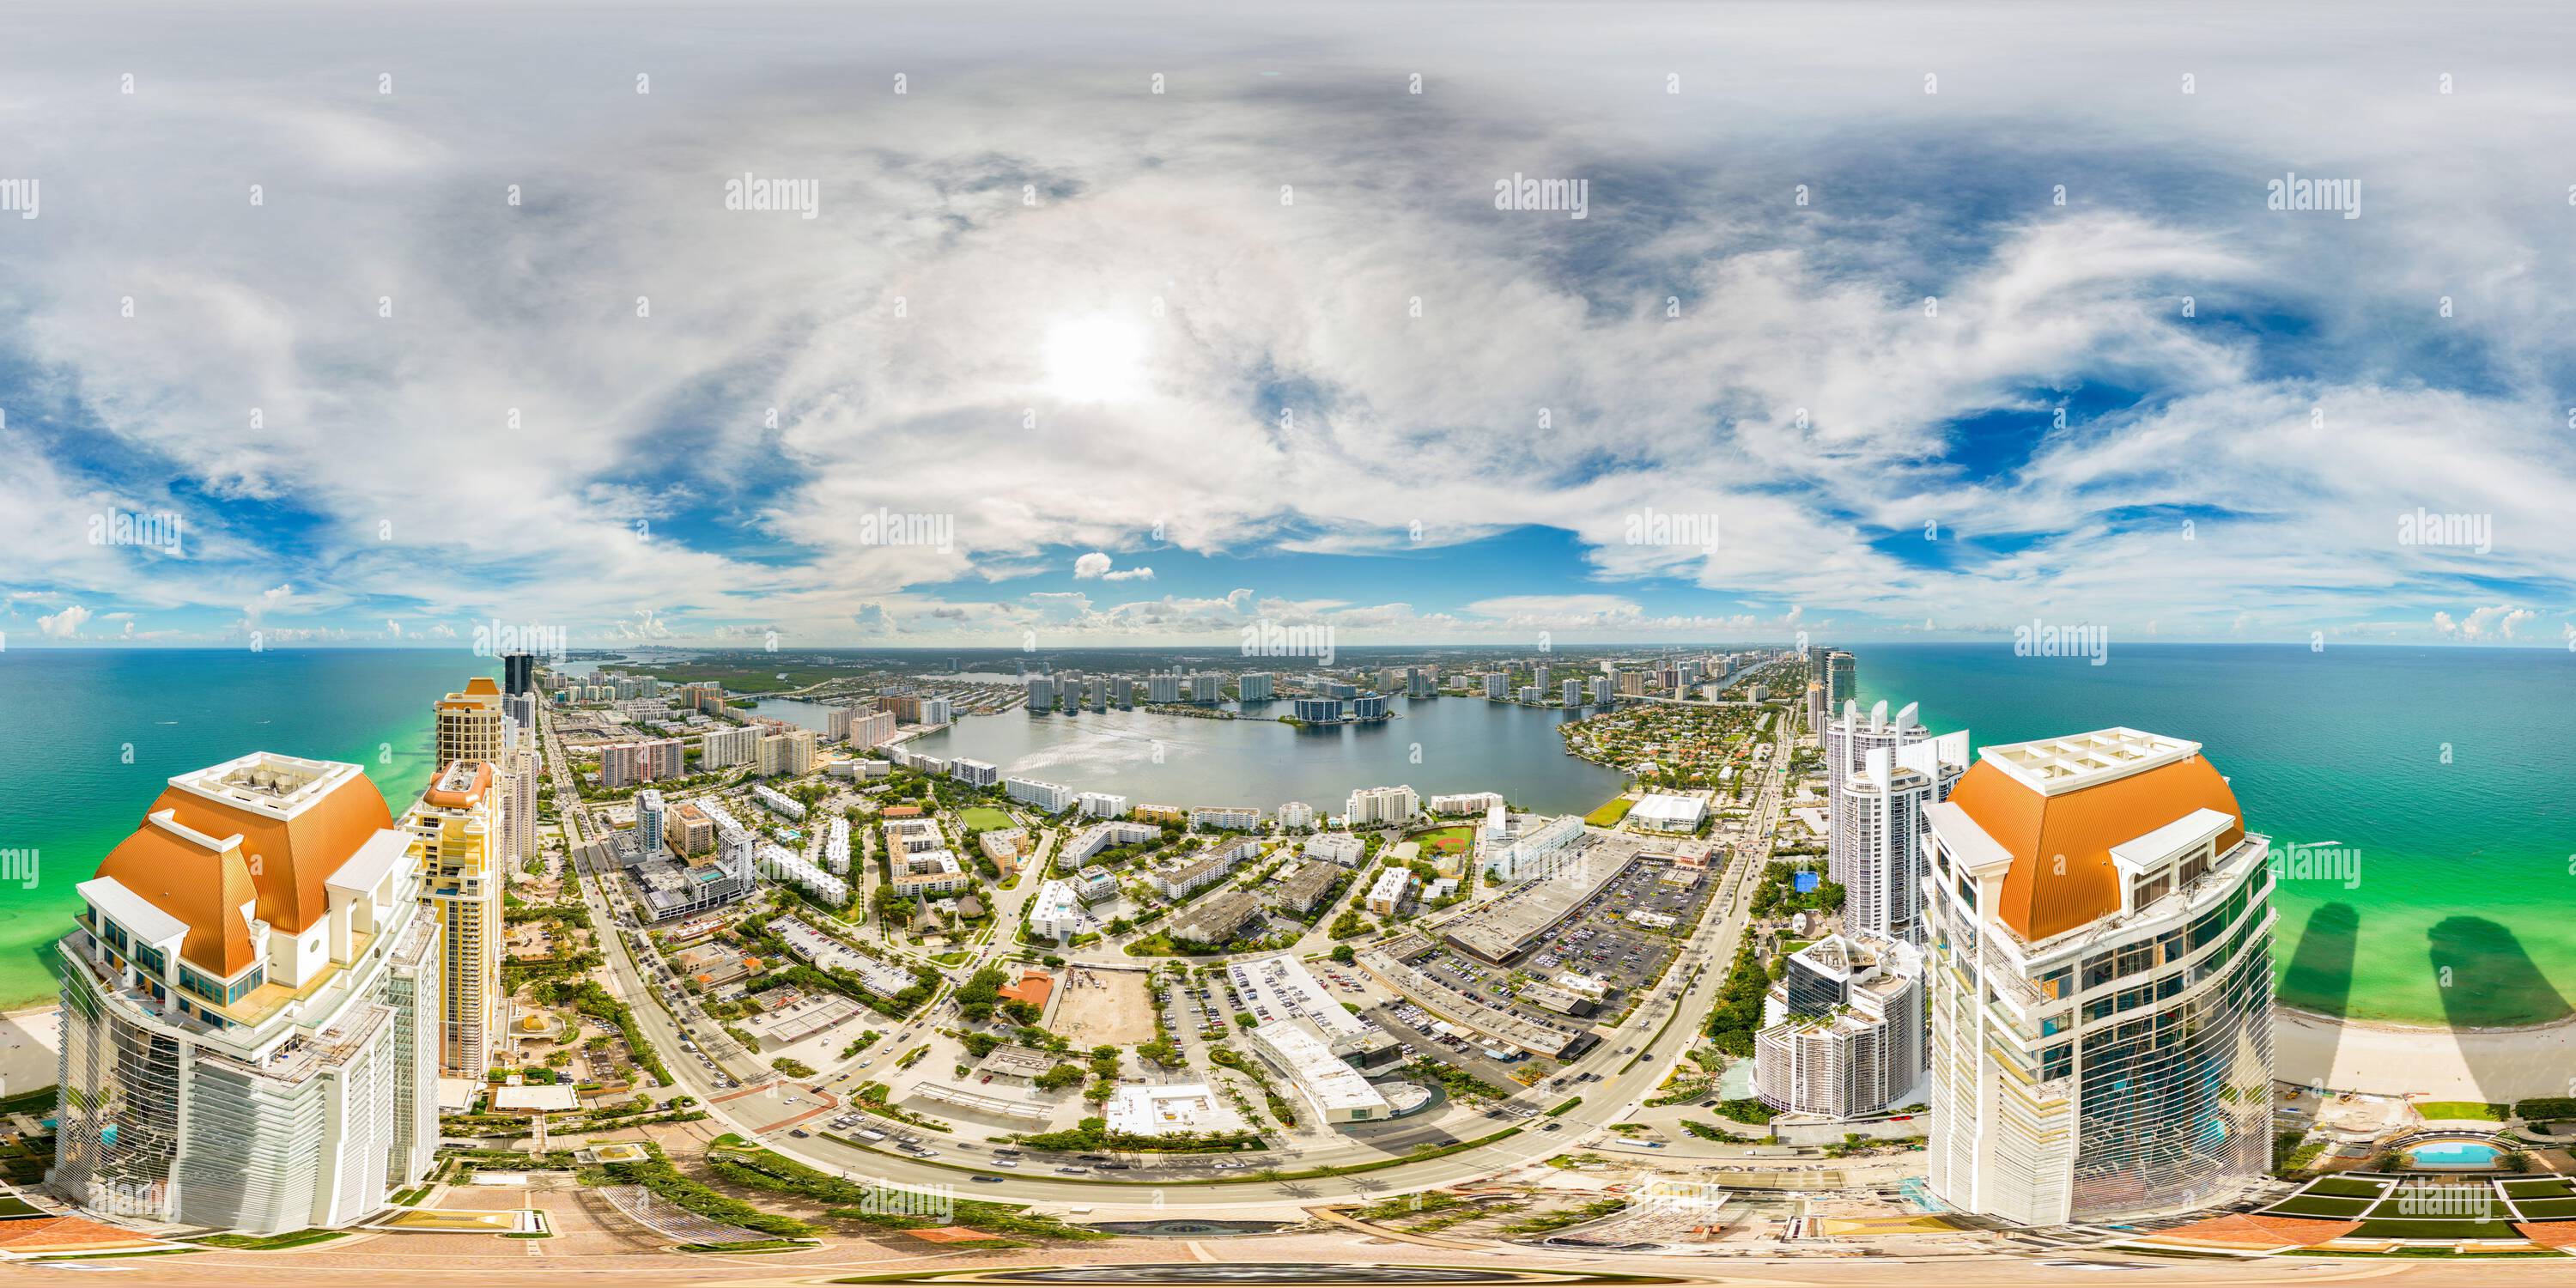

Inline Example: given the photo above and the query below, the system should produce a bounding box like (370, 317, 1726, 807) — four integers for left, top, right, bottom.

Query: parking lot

(1363, 997, 1544, 1096)
(1516, 860, 1717, 1018)
(1419, 857, 1714, 1031)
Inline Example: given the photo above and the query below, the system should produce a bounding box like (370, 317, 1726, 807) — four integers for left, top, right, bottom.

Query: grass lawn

(2268, 1197, 2375, 1219)
(1408, 825, 1475, 857)
(1583, 797, 1634, 827)
(2350, 1217, 2522, 1239)
(2306, 1176, 2394, 1198)
(2510, 1197, 2576, 1219)
(959, 807, 1015, 831)
(188, 1230, 351, 1251)
(2413, 1101, 2508, 1121)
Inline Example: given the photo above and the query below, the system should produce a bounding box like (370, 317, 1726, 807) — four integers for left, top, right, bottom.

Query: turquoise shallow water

(0, 649, 489, 1012)
(1854, 642, 2575, 1027)
(1, 643, 2567, 1026)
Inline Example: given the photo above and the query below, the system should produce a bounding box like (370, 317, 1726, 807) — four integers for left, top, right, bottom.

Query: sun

(1041, 315, 1150, 402)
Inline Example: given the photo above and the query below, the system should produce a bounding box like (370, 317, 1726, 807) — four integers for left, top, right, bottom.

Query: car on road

(1542, 1122, 1563, 1132)
(1056, 1166, 1088, 1175)
(789, 1128, 810, 1138)
(971, 1174, 1005, 1183)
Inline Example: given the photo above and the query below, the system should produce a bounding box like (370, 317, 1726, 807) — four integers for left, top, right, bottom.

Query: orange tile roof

(0, 1213, 166, 1252)
(95, 763, 395, 975)
(2518, 1221, 2576, 1249)
(2151, 1212, 2358, 1248)
(463, 676, 503, 696)
(422, 760, 495, 810)
(902, 1224, 1002, 1243)
(1947, 753, 2245, 943)
(997, 969, 1054, 1009)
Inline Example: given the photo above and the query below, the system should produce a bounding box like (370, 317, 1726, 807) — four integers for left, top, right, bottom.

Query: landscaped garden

(2257, 1173, 2576, 1242)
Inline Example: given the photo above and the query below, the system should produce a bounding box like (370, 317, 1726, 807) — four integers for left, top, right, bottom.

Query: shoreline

(2280, 1001, 2576, 1037)
(2272, 1003, 2576, 1103)
(1, 1002, 62, 1102)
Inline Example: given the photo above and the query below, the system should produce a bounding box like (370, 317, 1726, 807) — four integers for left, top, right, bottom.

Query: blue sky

(2, 2, 2572, 653)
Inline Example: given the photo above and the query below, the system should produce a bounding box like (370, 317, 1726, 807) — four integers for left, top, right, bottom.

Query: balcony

(58, 930, 221, 1037)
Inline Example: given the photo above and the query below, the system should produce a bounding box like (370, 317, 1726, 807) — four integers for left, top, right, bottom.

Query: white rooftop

(2109, 806, 2238, 873)
(1103, 1083, 1244, 1138)
(1977, 727, 2199, 796)
(326, 826, 414, 894)
(77, 876, 190, 947)
(1252, 1018, 1388, 1115)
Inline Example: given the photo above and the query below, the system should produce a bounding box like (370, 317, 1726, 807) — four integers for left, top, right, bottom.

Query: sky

(3, 1, 2573, 653)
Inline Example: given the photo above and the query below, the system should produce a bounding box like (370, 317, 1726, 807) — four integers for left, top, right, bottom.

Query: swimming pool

(2405, 1140, 2501, 1169)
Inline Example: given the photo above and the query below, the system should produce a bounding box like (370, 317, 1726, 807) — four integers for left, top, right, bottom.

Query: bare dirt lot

(1048, 965, 1157, 1047)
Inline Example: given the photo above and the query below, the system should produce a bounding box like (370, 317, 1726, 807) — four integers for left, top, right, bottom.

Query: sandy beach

(2274, 1005, 2576, 1103)
(1, 1005, 61, 1105)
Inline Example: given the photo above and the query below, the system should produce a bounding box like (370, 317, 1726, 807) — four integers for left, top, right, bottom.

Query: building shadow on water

(2427, 915, 2573, 1104)
(2275, 902, 2358, 1092)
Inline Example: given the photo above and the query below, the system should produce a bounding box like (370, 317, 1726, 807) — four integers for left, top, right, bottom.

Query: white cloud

(39, 604, 92, 637)
(3, 4, 2573, 646)
(2435, 605, 2539, 641)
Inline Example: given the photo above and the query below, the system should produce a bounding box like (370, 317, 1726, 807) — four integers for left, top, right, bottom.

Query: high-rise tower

(406, 761, 503, 1078)
(1825, 700, 1965, 944)
(1921, 728, 2275, 1224)
(51, 753, 442, 1234)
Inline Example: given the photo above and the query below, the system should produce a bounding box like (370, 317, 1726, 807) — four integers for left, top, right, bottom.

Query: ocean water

(0, 649, 487, 1012)
(1, 644, 2567, 1027)
(1855, 642, 2575, 1027)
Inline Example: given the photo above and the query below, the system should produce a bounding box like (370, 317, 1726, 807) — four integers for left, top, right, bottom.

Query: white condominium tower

(51, 753, 442, 1234)
(1753, 930, 1926, 1120)
(1344, 784, 1418, 827)
(407, 761, 504, 1077)
(1825, 700, 1965, 945)
(1922, 728, 2275, 1225)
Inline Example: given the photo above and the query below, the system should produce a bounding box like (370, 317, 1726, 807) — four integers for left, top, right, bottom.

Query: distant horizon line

(4, 639, 2567, 654)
